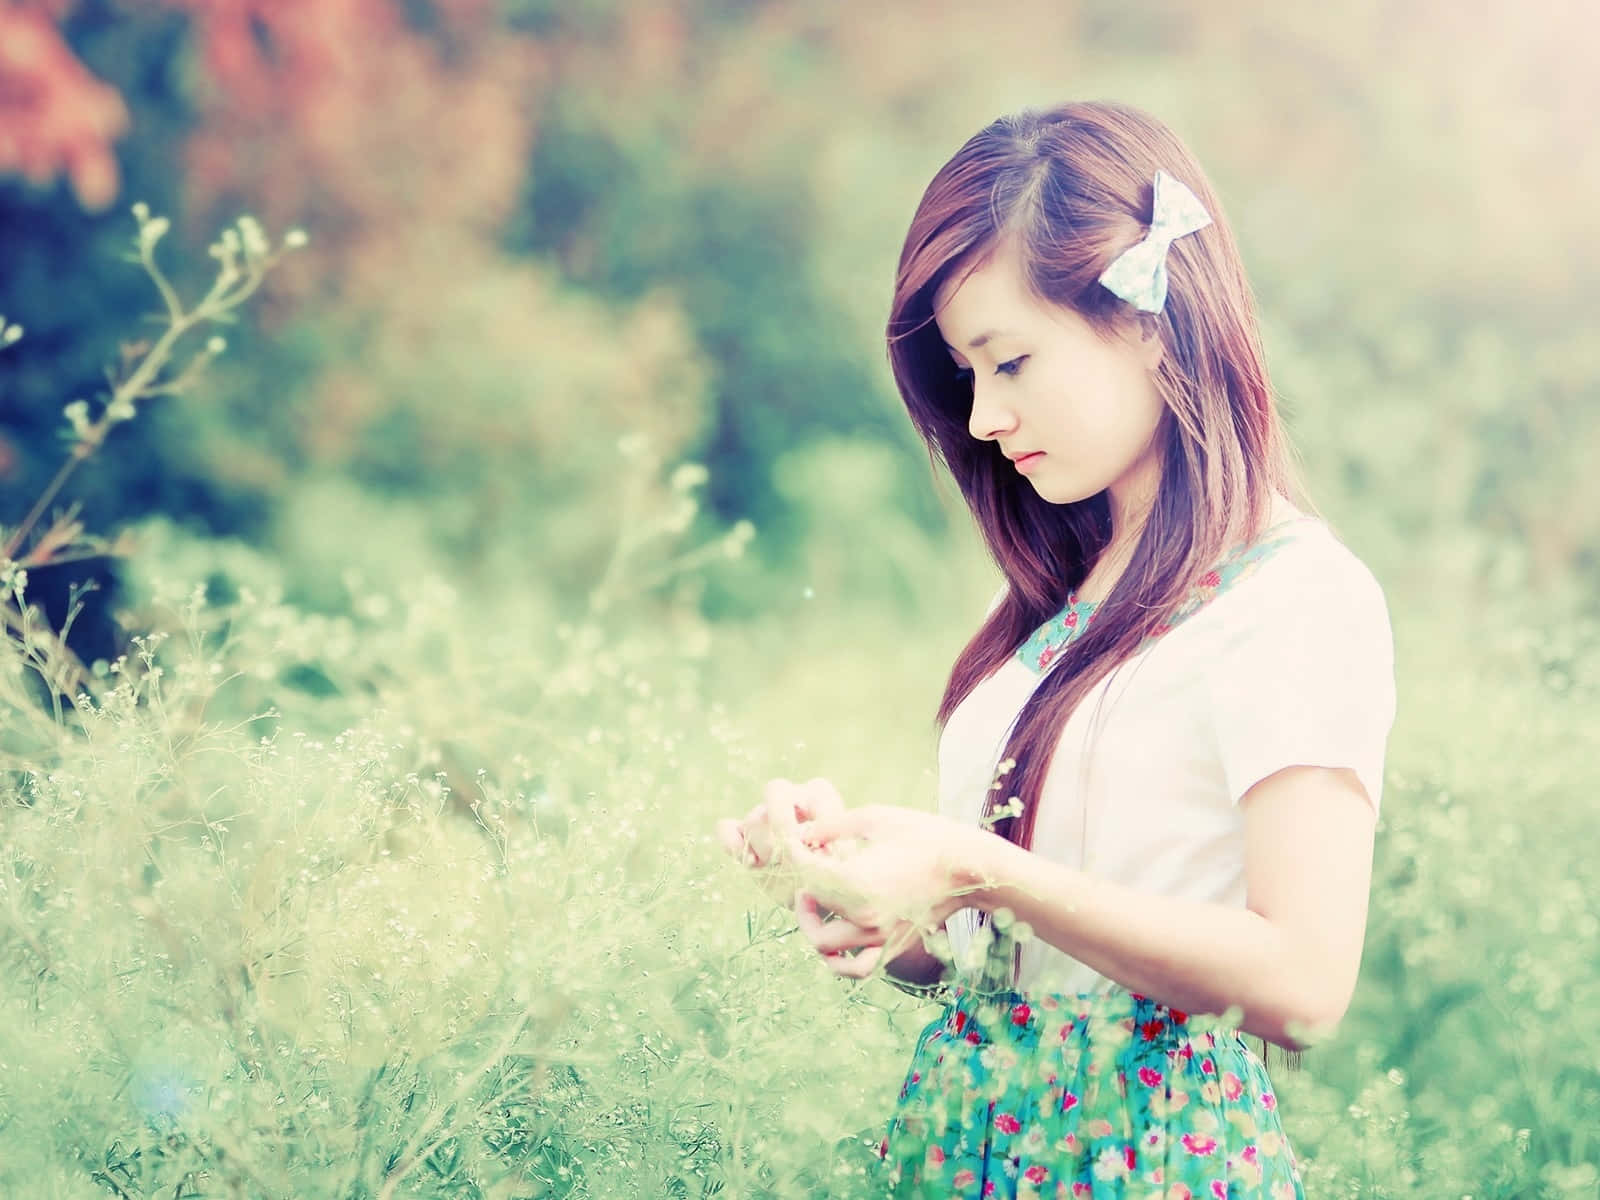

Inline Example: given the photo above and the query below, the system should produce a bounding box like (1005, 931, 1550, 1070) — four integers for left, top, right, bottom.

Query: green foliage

(509, 88, 914, 545)
(0, 514, 923, 1199)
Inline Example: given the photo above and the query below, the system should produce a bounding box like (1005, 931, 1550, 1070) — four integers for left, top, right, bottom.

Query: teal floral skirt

(878, 952, 1305, 1199)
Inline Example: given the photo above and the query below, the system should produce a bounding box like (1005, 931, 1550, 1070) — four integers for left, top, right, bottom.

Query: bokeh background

(2, 1, 1597, 1196)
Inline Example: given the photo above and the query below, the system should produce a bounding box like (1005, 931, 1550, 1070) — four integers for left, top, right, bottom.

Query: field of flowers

(4, 3, 1598, 1195)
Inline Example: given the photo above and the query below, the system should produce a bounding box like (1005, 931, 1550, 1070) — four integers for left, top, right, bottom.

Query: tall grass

(1, 509, 936, 1198)
(5, 514, 1598, 1197)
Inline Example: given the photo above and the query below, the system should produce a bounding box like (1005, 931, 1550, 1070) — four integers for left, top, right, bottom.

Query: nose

(967, 378, 1019, 443)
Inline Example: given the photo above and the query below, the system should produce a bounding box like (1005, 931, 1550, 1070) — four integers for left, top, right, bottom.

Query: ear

(1127, 315, 1164, 372)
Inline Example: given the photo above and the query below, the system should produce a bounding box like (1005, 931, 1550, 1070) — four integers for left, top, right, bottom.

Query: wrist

(940, 826, 1012, 919)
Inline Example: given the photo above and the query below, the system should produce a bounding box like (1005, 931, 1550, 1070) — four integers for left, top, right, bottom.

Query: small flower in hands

(783, 804, 986, 975)
(715, 777, 847, 904)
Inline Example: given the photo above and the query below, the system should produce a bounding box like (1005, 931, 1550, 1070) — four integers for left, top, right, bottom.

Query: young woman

(717, 101, 1395, 1199)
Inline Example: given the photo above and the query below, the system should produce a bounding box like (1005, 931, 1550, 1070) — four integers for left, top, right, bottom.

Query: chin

(1028, 478, 1100, 507)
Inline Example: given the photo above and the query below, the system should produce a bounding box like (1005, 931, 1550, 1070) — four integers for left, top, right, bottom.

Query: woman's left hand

(784, 804, 989, 978)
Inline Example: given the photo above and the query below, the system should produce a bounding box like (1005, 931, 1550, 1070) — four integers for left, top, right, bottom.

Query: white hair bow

(1097, 170, 1212, 314)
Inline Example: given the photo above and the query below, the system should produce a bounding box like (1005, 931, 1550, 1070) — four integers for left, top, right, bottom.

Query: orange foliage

(169, 0, 544, 305)
(162, 0, 572, 475)
(1, 0, 542, 293)
(0, 0, 128, 209)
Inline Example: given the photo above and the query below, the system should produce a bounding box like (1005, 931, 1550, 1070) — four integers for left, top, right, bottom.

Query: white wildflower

(63, 399, 91, 437)
(237, 215, 269, 259)
(138, 216, 170, 249)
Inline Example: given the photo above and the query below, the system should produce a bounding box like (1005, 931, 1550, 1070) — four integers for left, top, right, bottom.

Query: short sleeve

(1204, 541, 1396, 814)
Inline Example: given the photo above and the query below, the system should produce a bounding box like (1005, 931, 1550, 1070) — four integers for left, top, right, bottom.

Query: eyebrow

(945, 330, 1015, 353)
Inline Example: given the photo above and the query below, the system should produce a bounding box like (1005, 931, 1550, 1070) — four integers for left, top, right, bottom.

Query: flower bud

(669, 463, 709, 492)
(723, 519, 756, 559)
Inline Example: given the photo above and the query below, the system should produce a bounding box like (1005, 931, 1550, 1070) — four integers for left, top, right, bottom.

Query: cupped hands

(717, 782, 993, 979)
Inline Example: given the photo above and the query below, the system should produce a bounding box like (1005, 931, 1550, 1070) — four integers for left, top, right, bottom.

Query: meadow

(3, 3, 1598, 1196)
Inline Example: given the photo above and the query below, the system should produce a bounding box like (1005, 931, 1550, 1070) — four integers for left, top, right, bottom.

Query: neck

(1079, 461, 1162, 603)
(1077, 522, 1143, 605)
(1106, 453, 1160, 541)
(1102, 478, 1156, 559)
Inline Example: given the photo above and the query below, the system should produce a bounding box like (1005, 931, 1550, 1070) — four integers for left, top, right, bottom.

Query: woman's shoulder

(1249, 514, 1387, 605)
(1203, 512, 1392, 651)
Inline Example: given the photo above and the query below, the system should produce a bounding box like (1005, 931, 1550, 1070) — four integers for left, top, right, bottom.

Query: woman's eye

(952, 364, 974, 384)
(995, 355, 1029, 378)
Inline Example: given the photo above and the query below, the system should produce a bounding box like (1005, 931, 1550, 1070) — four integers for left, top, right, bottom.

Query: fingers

(716, 817, 767, 867)
(817, 918, 930, 980)
(798, 777, 846, 820)
(761, 778, 806, 839)
(795, 892, 888, 978)
(821, 944, 883, 979)
(794, 890, 882, 952)
(720, 777, 852, 873)
(750, 777, 845, 865)
(794, 804, 872, 851)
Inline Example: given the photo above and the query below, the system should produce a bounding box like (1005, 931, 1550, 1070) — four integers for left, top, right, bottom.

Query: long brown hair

(888, 102, 1302, 849)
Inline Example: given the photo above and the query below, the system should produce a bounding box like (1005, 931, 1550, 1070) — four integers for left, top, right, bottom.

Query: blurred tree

(3, 0, 1597, 622)
(0, 0, 127, 209)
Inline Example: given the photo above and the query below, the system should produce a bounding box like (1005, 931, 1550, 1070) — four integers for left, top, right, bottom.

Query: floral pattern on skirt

(878, 975, 1305, 1199)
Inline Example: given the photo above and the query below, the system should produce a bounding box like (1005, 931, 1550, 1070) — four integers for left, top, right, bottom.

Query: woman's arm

(968, 765, 1375, 1047)
(793, 763, 1377, 1049)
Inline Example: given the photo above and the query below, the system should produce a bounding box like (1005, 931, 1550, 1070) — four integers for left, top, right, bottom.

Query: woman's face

(933, 240, 1166, 527)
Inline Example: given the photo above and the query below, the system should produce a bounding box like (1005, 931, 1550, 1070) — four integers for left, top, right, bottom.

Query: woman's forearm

(954, 830, 1341, 1048)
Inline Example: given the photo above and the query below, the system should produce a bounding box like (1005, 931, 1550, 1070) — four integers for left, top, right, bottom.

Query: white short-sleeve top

(939, 514, 1397, 994)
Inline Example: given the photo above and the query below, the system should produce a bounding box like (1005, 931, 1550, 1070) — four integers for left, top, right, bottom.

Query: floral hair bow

(1097, 169, 1212, 314)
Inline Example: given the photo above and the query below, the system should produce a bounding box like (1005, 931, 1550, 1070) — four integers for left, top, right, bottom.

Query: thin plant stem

(1, 456, 78, 562)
